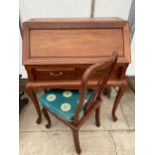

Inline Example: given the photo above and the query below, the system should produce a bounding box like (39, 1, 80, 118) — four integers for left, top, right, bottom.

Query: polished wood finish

(23, 18, 130, 124)
(42, 107, 51, 128)
(112, 86, 127, 121)
(23, 18, 130, 65)
(42, 53, 118, 154)
(30, 29, 123, 57)
(26, 88, 42, 124)
(33, 67, 75, 81)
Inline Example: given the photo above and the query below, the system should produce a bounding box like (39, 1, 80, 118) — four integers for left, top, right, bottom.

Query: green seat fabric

(39, 89, 94, 122)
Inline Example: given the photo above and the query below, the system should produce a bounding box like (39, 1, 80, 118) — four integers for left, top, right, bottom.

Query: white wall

(94, 0, 132, 20)
(19, 0, 134, 78)
(20, 0, 91, 21)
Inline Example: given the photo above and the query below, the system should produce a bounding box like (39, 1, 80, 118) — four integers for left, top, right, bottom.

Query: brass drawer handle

(49, 72, 64, 76)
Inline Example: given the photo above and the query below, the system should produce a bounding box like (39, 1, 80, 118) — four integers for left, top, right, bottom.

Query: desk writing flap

(23, 18, 131, 65)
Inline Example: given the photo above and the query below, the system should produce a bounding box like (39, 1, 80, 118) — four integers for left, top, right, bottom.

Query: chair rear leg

(95, 106, 100, 127)
(42, 107, 51, 128)
(72, 129, 81, 154)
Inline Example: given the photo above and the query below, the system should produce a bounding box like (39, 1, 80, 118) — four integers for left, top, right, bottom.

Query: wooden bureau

(23, 18, 131, 124)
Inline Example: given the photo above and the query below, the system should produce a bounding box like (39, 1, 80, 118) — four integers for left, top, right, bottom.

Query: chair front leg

(42, 107, 52, 128)
(72, 129, 81, 154)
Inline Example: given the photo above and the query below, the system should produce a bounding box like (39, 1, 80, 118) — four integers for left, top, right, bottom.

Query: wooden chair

(39, 52, 118, 154)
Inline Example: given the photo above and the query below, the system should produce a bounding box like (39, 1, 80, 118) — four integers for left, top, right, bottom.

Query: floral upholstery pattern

(39, 89, 93, 122)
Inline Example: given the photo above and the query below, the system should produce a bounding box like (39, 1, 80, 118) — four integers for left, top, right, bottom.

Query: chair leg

(72, 129, 81, 154)
(95, 106, 100, 127)
(103, 88, 111, 98)
(42, 107, 51, 128)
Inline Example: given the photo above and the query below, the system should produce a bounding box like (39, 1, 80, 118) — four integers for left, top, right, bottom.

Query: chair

(39, 52, 118, 154)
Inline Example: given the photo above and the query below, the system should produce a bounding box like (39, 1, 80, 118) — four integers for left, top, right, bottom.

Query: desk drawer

(33, 68, 75, 81)
(79, 66, 119, 80)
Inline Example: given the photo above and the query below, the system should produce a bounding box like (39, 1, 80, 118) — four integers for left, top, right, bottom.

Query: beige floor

(20, 88, 135, 155)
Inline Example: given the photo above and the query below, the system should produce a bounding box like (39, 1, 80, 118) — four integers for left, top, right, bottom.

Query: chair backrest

(73, 52, 118, 124)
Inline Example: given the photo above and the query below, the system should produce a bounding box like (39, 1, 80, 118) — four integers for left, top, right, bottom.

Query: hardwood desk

(23, 18, 131, 124)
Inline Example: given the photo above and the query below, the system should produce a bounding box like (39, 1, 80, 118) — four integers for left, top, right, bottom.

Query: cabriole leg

(26, 87, 42, 124)
(112, 86, 126, 121)
(42, 107, 51, 128)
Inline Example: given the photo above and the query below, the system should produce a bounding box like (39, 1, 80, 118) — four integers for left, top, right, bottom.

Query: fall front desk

(22, 18, 131, 124)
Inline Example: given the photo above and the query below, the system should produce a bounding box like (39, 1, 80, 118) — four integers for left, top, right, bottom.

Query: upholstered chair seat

(39, 89, 93, 122)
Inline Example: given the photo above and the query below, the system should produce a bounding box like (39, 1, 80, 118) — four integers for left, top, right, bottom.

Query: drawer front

(79, 66, 120, 80)
(33, 68, 76, 81)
